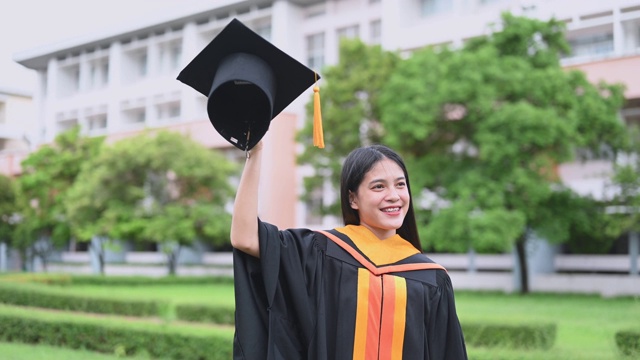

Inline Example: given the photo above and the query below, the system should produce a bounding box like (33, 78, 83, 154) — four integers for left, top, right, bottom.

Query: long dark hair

(340, 145, 422, 252)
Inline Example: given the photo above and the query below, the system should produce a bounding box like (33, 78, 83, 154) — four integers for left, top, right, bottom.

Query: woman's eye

(397, 182, 406, 188)
(372, 184, 384, 190)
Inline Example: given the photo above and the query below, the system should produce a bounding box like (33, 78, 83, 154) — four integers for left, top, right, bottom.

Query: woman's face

(349, 157, 410, 240)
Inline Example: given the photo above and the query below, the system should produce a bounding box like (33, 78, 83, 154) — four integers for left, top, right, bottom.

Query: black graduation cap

(177, 18, 320, 150)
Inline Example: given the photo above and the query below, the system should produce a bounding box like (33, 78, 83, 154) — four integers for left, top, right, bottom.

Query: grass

(1, 274, 639, 359)
(456, 291, 640, 359)
(0, 274, 235, 306)
(0, 341, 153, 360)
(0, 303, 235, 337)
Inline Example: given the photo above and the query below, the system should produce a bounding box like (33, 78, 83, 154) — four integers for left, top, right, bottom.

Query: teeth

(383, 207, 399, 212)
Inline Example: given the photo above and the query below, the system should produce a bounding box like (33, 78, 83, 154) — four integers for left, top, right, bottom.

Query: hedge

(0, 283, 238, 325)
(462, 322, 556, 350)
(176, 304, 235, 325)
(616, 330, 640, 357)
(65, 275, 234, 287)
(0, 284, 161, 317)
(0, 273, 234, 286)
(0, 314, 232, 359)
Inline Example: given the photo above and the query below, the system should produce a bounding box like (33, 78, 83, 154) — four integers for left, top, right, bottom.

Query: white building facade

(9, 0, 640, 231)
(0, 86, 34, 176)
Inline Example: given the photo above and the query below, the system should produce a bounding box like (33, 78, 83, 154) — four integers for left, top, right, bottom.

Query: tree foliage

(380, 13, 627, 292)
(14, 127, 104, 270)
(297, 38, 400, 216)
(298, 13, 628, 293)
(604, 125, 640, 244)
(0, 174, 17, 245)
(65, 130, 236, 274)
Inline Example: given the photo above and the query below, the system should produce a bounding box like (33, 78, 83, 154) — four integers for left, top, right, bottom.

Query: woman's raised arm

(229, 141, 263, 257)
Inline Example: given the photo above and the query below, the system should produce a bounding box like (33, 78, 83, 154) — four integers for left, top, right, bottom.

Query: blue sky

(0, 0, 193, 93)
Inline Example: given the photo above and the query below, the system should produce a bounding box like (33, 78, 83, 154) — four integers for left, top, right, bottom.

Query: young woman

(230, 142, 467, 360)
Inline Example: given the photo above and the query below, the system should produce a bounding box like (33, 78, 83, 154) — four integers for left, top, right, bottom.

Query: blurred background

(1, 0, 639, 296)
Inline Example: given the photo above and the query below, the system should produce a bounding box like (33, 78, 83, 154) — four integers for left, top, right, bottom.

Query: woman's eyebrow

(367, 176, 405, 185)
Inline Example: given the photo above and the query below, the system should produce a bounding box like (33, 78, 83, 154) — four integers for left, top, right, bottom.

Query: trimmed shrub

(176, 304, 235, 325)
(462, 322, 556, 350)
(0, 284, 161, 317)
(616, 330, 640, 357)
(0, 314, 232, 359)
(65, 275, 234, 287)
(0, 273, 234, 287)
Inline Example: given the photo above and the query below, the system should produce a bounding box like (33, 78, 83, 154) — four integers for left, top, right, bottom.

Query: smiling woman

(230, 142, 468, 360)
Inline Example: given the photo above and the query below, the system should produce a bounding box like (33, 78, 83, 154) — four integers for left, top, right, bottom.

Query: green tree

(14, 127, 104, 271)
(298, 38, 400, 216)
(65, 130, 236, 275)
(604, 126, 640, 260)
(380, 13, 627, 292)
(0, 174, 17, 249)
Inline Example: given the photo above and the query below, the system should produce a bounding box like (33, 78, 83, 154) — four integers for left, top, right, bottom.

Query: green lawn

(1, 274, 639, 359)
(456, 291, 640, 359)
(0, 303, 235, 337)
(0, 341, 153, 360)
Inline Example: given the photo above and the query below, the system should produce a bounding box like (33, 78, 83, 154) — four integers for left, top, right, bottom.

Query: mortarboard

(177, 18, 323, 151)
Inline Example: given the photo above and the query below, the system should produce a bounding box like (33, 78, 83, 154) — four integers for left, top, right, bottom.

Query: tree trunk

(168, 253, 177, 275)
(165, 244, 181, 276)
(40, 255, 48, 273)
(19, 248, 28, 272)
(98, 252, 105, 275)
(515, 233, 529, 294)
(90, 237, 106, 275)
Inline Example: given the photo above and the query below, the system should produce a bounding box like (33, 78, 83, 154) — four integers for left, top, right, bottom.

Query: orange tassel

(313, 85, 324, 148)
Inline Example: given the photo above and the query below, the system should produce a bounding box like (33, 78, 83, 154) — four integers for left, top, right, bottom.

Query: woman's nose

(386, 189, 400, 202)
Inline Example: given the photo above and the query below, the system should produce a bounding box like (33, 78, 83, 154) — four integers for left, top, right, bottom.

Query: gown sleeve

(426, 270, 468, 360)
(232, 218, 322, 360)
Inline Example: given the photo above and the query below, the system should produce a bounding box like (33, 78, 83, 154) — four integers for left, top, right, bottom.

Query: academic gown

(232, 219, 468, 360)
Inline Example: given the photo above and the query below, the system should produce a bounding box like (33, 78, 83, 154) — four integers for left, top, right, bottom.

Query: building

(7, 0, 640, 277)
(0, 86, 34, 177)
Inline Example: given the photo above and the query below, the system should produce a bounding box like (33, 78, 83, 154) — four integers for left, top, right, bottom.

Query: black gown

(232, 219, 468, 360)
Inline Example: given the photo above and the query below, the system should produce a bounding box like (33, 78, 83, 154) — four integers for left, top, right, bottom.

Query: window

(87, 114, 107, 131)
(136, 52, 148, 77)
(622, 98, 640, 127)
(370, 19, 382, 44)
(123, 48, 148, 82)
(255, 22, 272, 41)
(59, 64, 80, 96)
(88, 57, 109, 89)
(57, 117, 79, 134)
(568, 33, 614, 57)
(307, 32, 325, 70)
(0, 102, 5, 124)
(158, 39, 182, 74)
(122, 107, 146, 125)
(420, 0, 453, 16)
(337, 25, 359, 40)
(156, 101, 181, 121)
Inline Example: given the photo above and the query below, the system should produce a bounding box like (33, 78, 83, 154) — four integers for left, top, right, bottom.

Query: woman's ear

(349, 191, 358, 210)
